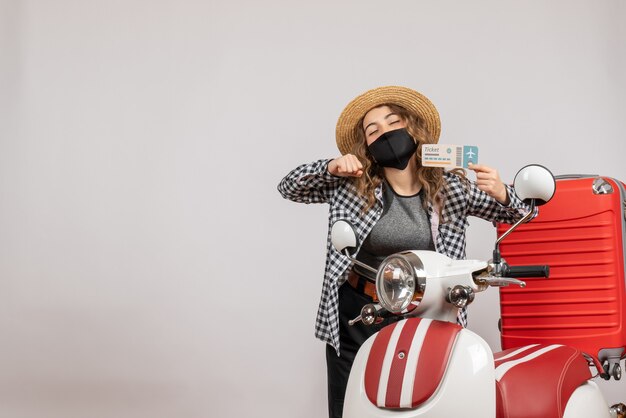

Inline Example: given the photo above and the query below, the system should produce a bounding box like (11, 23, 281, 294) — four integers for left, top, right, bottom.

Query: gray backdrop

(1, 0, 625, 417)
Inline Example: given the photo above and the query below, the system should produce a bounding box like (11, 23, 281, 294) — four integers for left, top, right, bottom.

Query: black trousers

(325, 281, 398, 418)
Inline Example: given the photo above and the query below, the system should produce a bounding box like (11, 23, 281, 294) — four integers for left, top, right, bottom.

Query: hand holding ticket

(421, 144, 479, 169)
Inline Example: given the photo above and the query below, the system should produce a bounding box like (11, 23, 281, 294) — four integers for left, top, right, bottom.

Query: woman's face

(362, 105, 407, 146)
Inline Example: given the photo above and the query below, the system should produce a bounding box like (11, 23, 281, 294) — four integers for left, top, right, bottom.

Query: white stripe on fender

(399, 319, 432, 408)
(495, 344, 540, 363)
(495, 344, 562, 382)
(377, 320, 407, 406)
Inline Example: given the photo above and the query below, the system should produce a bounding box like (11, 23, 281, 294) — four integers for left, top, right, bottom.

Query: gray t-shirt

(354, 182, 435, 279)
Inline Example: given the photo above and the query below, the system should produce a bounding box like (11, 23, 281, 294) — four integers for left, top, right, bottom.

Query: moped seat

(494, 344, 592, 418)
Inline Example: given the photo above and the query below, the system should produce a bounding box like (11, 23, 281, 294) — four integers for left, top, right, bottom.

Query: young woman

(277, 86, 532, 418)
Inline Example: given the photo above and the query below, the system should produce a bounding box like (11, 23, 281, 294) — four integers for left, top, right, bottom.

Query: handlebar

(503, 265, 550, 279)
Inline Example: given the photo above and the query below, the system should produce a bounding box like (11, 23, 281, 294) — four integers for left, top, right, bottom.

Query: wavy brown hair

(349, 103, 466, 221)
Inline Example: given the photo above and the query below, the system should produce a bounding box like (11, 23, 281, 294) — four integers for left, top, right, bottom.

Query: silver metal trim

(343, 249, 378, 275)
(446, 285, 475, 308)
(400, 251, 427, 299)
(495, 200, 536, 250)
(483, 276, 526, 288)
(610, 403, 626, 418)
(375, 251, 427, 313)
(593, 178, 614, 194)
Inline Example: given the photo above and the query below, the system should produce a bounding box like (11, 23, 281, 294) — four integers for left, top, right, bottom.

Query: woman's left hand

(468, 163, 510, 205)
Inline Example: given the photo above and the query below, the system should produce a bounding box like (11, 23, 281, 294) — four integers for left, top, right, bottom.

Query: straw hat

(335, 86, 441, 155)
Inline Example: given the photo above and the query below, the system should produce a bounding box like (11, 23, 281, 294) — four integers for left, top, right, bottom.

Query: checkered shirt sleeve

(278, 159, 362, 352)
(277, 159, 341, 204)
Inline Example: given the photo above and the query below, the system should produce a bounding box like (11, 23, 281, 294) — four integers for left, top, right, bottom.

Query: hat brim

(335, 86, 441, 155)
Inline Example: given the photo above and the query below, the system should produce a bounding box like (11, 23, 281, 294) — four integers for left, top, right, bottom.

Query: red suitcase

(497, 175, 626, 378)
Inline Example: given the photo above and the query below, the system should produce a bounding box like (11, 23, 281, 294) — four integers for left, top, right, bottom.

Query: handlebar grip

(504, 265, 550, 278)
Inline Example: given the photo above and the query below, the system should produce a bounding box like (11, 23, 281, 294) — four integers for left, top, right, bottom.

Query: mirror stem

(343, 250, 378, 275)
(494, 199, 536, 259)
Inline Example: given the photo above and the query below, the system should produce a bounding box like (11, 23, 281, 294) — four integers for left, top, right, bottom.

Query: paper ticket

(421, 144, 479, 169)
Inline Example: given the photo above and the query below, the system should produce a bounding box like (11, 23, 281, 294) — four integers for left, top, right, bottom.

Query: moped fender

(343, 323, 495, 418)
(563, 381, 611, 418)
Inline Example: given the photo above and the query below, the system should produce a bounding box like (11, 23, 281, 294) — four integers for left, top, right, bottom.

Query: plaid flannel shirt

(278, 159, 532, 355)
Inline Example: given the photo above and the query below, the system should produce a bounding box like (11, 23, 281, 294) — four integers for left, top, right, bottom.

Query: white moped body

(344, 318, 610, 418)
(342, 252, 613, 418)
(330, 165, 623, 418)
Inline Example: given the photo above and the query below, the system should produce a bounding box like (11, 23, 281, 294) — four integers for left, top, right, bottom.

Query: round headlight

(375, 252, 426, 313)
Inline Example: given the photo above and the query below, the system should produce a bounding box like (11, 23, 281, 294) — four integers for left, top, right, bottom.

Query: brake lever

(483, 276, 526, 288)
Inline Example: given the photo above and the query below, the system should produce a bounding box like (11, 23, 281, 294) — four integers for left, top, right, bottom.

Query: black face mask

(367, 128, 417, 170)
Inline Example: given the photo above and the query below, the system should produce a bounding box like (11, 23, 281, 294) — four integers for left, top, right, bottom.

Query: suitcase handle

(555, 174, 598, 180)
(503, 265, 550, 279)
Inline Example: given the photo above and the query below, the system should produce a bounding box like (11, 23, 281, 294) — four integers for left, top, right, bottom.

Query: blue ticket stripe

(462, 146, 478, 168)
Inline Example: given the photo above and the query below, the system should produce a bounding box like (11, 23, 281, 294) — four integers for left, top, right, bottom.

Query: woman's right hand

(328, 154, 364, 177)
